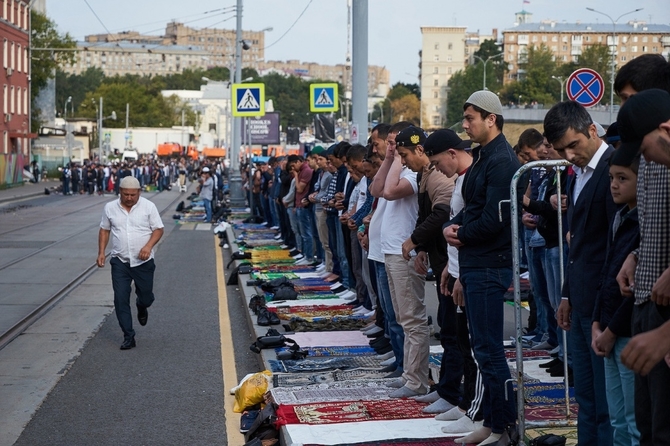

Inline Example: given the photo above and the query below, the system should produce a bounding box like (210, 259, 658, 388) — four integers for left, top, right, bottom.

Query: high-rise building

(419, 26, 467, 130)
(0, 0, 31, 155)
(503, 10, 670, 83)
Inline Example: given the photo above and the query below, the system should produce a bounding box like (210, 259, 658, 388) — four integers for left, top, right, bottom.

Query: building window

(562, 55, 567, 61)
(434, 43, 439, 50)
(508, 34, 516, 42)
(448, 43, 453, 50)
(433, 54, 439, 61)
(432, 116, 441, 126)
(532, 35, 538, 42)
(631, 46, 637, 52)
(653, 36, 659, 43)
(508, 54, 514, 61)
(642, 46, 648, 52)
(642, 36, 648, 42)
(447, 67, 452, 74)
(621, 46, 627, 52)
(562, 45, 568, 51)
(599, 36, 603, 42)
(433, 79, 439, 86)
(433, 91, 438, 98)
(542, 35, 547, 42)
(621, 55, 627, 61)
(585, 36, 590, 42)
(433, 66, 438, 74)
(653, 46, 658, 52)
(632, 36, 638, 42)
(562, 36, 568, 42)
(552, 35, 558, 42)
(447, 55, 452, 61)
(622, 36, 628, 43)
(10, 41, 14, 69)
(10, 85, 14, 114)
(3, 85, 6, 114)
(16, 44, 20, 72)
(552, 45, 557, 51)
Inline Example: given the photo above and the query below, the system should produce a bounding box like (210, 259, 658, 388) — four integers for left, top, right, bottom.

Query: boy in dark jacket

(592, 155, 640, 445)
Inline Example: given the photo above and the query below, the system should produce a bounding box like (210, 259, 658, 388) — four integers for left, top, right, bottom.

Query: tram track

(0, 190, 187, 351)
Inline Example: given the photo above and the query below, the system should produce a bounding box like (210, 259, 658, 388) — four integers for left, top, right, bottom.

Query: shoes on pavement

(120, 338, 136, 350)
(137, 305, 148, 326)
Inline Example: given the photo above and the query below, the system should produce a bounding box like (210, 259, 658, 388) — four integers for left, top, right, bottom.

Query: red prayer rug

(276, 399, 434, 425)
(304, 439, 461, 446)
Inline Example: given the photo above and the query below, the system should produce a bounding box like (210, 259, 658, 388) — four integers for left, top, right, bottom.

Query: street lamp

(63, 96, 72, 118)
(472, 53, 504, 90)
(374, 102, 384, 123)
(586, 7, 643, 124)
(518, 95, 523, 107)
(97, 97, 117, 162)
(552, 76, 566, 102)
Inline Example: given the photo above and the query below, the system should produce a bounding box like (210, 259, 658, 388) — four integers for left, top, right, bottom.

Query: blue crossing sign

(232, 83, 265, 117)
(566, 68, 605, 108)
(310, 83, 339, 113)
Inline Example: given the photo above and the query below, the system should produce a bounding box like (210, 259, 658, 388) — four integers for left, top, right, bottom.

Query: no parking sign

(566, 68, 605, 107)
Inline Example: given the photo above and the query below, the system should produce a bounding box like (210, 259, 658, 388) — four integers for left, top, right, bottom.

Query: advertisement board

(239, 112, 281, 145)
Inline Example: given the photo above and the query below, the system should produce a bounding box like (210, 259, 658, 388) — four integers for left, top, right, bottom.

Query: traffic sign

(350, 124, 359, 144)
(310, 83, 339, 113)
(232, 83, 265, 117)
(566, 68, 605, 108)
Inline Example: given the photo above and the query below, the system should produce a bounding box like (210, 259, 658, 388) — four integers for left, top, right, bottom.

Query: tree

(31, 10, 76, 131)
(390, 95, 420, 125)
(500, 44, 558, 106)
(56, 67, 104, 116)
(578, 44, 616, 105)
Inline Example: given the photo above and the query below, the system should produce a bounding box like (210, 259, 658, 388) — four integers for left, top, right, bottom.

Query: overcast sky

(47, 0, 670, 85)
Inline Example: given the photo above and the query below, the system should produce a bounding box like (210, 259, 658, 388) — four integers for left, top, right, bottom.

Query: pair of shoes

(137, 305, 148, 326)
(279, 243, 289, 249)
(539, 357, 562, 369)
(295, 257, 312, 266)
(257, 307, 280, 326)
(120, 338, 136, 350)
(270, 225, 279, 230)
(378, 364, 396, 373)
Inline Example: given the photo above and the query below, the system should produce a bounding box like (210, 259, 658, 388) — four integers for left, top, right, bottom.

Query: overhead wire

(263, 0, 313, 50)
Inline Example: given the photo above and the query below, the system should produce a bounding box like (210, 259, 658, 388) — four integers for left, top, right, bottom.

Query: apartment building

(503, 11, 670, 83)
(0, 0, 31, 155)
(419, 26, 467, 130)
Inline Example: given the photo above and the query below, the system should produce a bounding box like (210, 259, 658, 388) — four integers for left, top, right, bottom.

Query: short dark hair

(287, 155, 303, 165)
(517, 128, 544, 150)
(371, 123, 391, 140)
(543, 101, 593, 144)
(346, 144, 368, 162)
(610, 150, 640, 175)
(335, 141, 351, 158)
(614, 54, 670, 95)
(464, 103, 504, 131)
(389, 121, 413, 135)
(268, 156, 277, 165)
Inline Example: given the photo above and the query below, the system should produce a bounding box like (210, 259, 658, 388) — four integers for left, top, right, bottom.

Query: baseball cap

(119, 176, 141, 189)
(614, 88, 670, 166)
(310, 145, 325, 156)
(202, 166, 210, 173)
(395, 126, 427, 147)
(424, 129, 473, 156)
(605, 121, 620, 144)
(465, 90, 503, 116)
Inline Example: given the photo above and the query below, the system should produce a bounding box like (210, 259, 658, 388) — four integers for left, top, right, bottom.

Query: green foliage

(56, 67, 104, 117)
(31, 10, 76, 131)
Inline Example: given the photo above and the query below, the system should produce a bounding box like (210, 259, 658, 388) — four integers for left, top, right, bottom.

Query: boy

(592, 156, 641, 446)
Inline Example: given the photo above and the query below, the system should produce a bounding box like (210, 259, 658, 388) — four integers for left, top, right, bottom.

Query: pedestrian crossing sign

(232, 83, 265, 117)
(310, 83, 339, 113)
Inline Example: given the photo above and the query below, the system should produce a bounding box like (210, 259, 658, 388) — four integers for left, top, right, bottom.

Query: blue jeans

(311, 207, 324, 261)
(327, 213, 351, 287)
(269, 198, 280, 228)
(604, 337, 640, 446)
(203, 198, 212, 222)
(525, 230, 548, 337)
(296, 207, 314, 259)
(528, 245, 557, 346)
(262, 194, 273, 226)
(373, 260, 404, 371)
(544, 245, 570, 363)
(570, 310, 612, 445)
(287, 207, 301, 252)
(460, 267, 516, 434)
(110, 257, 156, 341)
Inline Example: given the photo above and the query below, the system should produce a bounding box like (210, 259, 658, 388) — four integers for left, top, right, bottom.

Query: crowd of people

(245, 54, 670, 446)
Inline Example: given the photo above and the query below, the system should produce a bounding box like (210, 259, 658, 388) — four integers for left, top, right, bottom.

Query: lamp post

(586, 7, 643, 124)
(97, 97, 116, 162)
(472, 53, 503, 90)
(552, 76, 566, 102)
(63, 96, 72, 118)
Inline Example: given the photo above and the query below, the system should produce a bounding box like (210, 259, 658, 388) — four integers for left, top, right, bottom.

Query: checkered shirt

(634, 159, 670, 305)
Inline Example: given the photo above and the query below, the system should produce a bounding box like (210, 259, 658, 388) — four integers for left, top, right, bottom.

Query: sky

(47, 0, 670, 85)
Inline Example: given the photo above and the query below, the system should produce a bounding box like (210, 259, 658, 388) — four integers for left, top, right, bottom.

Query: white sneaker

(279, 244, 289, 249)
(338, 290, 355, 299)
(270, 226, 279, 230)
(440, 417, 483, 434)
(315, 265, 326, 272)
(274, 234, 282, 240)
(295, 258, 312, 266)
(329, 282, 343, 290)
(363, 310, 375, 318)
(292, 253, 305, 260)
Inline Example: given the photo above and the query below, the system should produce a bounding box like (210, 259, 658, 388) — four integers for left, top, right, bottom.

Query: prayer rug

(508, 365, 541, 383)
(276, 399, 433, 425)
(275, 345, 377, 357)
(271, 304, 354, 314)
(269, 356, 382, 373)
(525, 405, 578, 422)
(286, 331, 370, 348)
(273, 372, 337, 387)
(266, 298, 351, 308)
(251, 272, 300, 280)
(505, 349, 551, 359)
(334, 369, 393, 381)
(304, 439, 461, 446)
(286, 316, 369, 332)
(271, 385, 395, 404)
(516, 382, 575, 406)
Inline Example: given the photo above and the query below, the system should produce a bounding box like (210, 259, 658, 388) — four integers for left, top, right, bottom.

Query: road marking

(214, 238, 244, 445)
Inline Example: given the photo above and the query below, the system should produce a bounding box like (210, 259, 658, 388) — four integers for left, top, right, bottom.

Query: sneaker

(279, 244, 290, 249)
(274, 234, 282, 240)
(292, 253, 305, 261)
(375, 350, 394, 361)
(329, 282, 343, 290)
(270, 225, 279, 230)
(295, 257, 312, 266)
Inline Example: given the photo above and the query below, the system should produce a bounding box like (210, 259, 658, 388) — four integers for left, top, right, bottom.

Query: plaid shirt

(634, 159, 670, 305)
(321, 170, 338, 213)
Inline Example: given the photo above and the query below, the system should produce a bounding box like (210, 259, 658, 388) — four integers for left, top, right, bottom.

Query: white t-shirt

(447, 174, 466, 278)
(355, 176, 368, 211)
(368, 198, 387, 263)
(380, 167, 418, 255)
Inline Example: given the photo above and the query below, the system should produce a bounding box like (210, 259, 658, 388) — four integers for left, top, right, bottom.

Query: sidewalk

(0, 180, 59, 205)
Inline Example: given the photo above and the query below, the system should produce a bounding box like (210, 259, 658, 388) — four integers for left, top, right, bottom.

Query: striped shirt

(634, 159, 670, 305)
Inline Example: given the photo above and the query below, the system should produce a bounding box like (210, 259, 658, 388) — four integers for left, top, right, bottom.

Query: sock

(455, 426, 491, 444)
(477, 432, 502, 446)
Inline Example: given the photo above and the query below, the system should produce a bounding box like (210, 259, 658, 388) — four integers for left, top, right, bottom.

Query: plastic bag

(233, 370, 272, 413)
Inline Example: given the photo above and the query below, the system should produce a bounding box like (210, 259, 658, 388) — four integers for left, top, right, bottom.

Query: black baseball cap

(423, 129, 472, 156)
(395, 126, 427, 147)
(614, 88, 670, 166)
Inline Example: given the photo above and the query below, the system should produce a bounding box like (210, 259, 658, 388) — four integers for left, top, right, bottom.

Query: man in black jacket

(443, 90, 520, 445)
(544, 101, 616, 446)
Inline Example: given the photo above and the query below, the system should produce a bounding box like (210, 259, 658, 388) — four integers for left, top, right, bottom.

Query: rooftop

(76, 42, 207, 52)
(504, 21, 670, 33)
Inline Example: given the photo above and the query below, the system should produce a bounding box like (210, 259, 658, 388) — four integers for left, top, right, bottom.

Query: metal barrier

(507, 159, 575, 443)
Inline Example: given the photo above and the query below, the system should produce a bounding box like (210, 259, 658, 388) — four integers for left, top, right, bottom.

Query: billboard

(239, 112, 280, 145)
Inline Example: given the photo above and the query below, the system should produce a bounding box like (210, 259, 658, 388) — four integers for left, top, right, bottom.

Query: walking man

(97, 176, 164, 349)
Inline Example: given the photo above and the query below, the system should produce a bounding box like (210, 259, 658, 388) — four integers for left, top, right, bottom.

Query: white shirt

(367, 198, 387, 263)
(100, 196, 164, 267)
(573, 141, 608, 204)
(447, 174, 466, 278)
(380, 167, 419, 255)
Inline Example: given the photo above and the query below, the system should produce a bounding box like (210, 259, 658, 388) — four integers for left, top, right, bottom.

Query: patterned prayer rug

(251, 272, 300, 280)
(286, 317, 369, 332)
(334, 369, 393, 381)
(505, 349, 552, 359)
(276, 399, 434, 425)
(304, 439, 461, 446)
(275, 345, 377, 357)
(525, 405, 578, 422)
(508, 365, 542, 383)
(271, 385, 395, 404)
(269, 356, 383, 373)
(516, 382, 576, 407)
(284, 331, 370, 348)
(273, 372, 337, 387)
